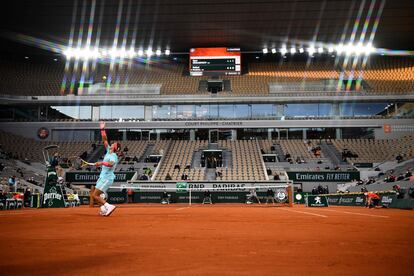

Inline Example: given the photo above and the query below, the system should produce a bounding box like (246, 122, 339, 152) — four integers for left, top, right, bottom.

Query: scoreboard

(190, 47, 241, 76)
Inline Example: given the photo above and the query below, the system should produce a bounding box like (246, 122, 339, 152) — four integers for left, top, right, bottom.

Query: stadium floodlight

(119, 48, 127, 58)
(328, 46, 334, 53)
(335, 43, 344, 55)
(63, 48, 73, 59)
(344, 43, 354, 56)
(306, 45, 316, 56)
(146, 48, 153, 57)
(72, 48, 83, 59)
(165, 49, 171, 55)
(262, 48, 268, 54)
(290, 47, 296, 54)
(101, 49, 108, 57)
(138, 49, 144, 56)
(365, 43, 375, 55)
(317, 47, 324, 54)
(128, 48, 136, 58)
(271, 48, 276, 54)
(108, 47, 118, 58)
(280, 47, 287, 55)
(91, 47, 101, 59)
(299, 47, 304, 53)
(156, 49, 162, 56)
(354, 42, 364, 56)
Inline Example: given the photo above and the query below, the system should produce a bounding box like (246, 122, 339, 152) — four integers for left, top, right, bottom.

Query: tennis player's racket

(68, 156, 95, 169)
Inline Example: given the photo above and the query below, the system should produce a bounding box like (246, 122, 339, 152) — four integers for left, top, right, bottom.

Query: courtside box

(306, 195, 329, 207)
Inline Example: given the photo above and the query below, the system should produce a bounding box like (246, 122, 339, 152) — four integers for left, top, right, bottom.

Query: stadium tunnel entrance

(201, 150, 223, 168)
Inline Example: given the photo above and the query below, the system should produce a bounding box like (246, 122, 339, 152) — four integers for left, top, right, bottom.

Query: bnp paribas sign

(287, 171, 360, 182)
(65, 172, 136, 183)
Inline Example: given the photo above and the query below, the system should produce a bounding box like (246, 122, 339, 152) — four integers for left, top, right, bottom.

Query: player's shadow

(0, 251, 129, 275)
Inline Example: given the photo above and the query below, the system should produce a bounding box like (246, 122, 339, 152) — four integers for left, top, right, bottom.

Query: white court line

(0, 212, 30, 216)
(278, 208, 328, 218)
(318, 209, 389, 218)
(175, 207, 190, 211)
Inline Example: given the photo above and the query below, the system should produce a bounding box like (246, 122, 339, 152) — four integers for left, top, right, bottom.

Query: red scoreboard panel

(189, 47, 241, 76)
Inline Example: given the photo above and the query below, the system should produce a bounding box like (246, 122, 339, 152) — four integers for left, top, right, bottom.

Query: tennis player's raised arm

(100, 121, 109, 149)
(95, 161, 114, 167)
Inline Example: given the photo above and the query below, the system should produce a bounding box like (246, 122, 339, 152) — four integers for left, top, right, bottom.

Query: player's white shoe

(99, 206, 107, 216)
(104, 204, 116, 216)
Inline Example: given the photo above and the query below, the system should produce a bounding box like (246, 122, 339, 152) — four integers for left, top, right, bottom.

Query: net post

(288, 181, 294, 207)
(89, 185, 95, 208)
(189, 188, 192, 206)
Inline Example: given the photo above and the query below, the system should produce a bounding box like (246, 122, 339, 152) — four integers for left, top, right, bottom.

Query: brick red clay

(0, 204, 413, 275)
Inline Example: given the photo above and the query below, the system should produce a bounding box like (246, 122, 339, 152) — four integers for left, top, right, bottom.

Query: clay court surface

(0, 205, 413, 275)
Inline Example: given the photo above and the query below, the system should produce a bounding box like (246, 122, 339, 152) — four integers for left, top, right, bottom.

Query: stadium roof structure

(1, 0, 414, 56)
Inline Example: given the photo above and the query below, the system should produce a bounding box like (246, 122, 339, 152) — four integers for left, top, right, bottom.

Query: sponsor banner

(176, 182, 187, 193)
(294, 192, 309, 204)
(326, 193, 397, 206)
(42, 167, 66, 208)
(306, 195, 329, 207)
(79, 196, 90, 205)
(326, 195, 366, 206)
(107, 191, 127, 204)
(389, 198, 414, 209)
(109, 182, 291, 204)
(116, 182, 283, 192)
(380, 194, 396, 205)
(129, 191, 286, 204)
(65, 172, 136, 183)
(287, 171, 360, 182)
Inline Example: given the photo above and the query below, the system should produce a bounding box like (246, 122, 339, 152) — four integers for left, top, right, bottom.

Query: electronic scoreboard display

(189, 47, 241, 76)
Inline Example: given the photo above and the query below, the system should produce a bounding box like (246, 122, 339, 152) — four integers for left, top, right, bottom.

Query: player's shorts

(96, 176, 115, 193)
(372, 198, 380, 206)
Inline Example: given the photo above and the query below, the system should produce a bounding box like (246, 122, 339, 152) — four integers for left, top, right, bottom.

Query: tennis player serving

(91, 121, 120, 216)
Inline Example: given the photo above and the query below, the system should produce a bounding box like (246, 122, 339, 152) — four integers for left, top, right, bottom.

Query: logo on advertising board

(355, 196, 365, 205)
(42, 185, 65, 208)
(307, 195, 329, 207)
(176, 182, 188, 193)
(287, 171, 360, 182)
(338, 197, 354, 204)
(43, 186, 62, 207)
(327, 197, 339, 203)
(275, 188, 288, 203)
(381, 196, 393, 204)
(65, 172, 136, 183)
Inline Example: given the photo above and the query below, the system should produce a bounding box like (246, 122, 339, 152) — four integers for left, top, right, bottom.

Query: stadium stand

(1, 56, 413, 96)
(0, 130, 93, 162)
(332, 135, 414, 163)
(119, 140, 148, 161)
(155, 140, 207, 181)
(216, 140, 267, 181)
